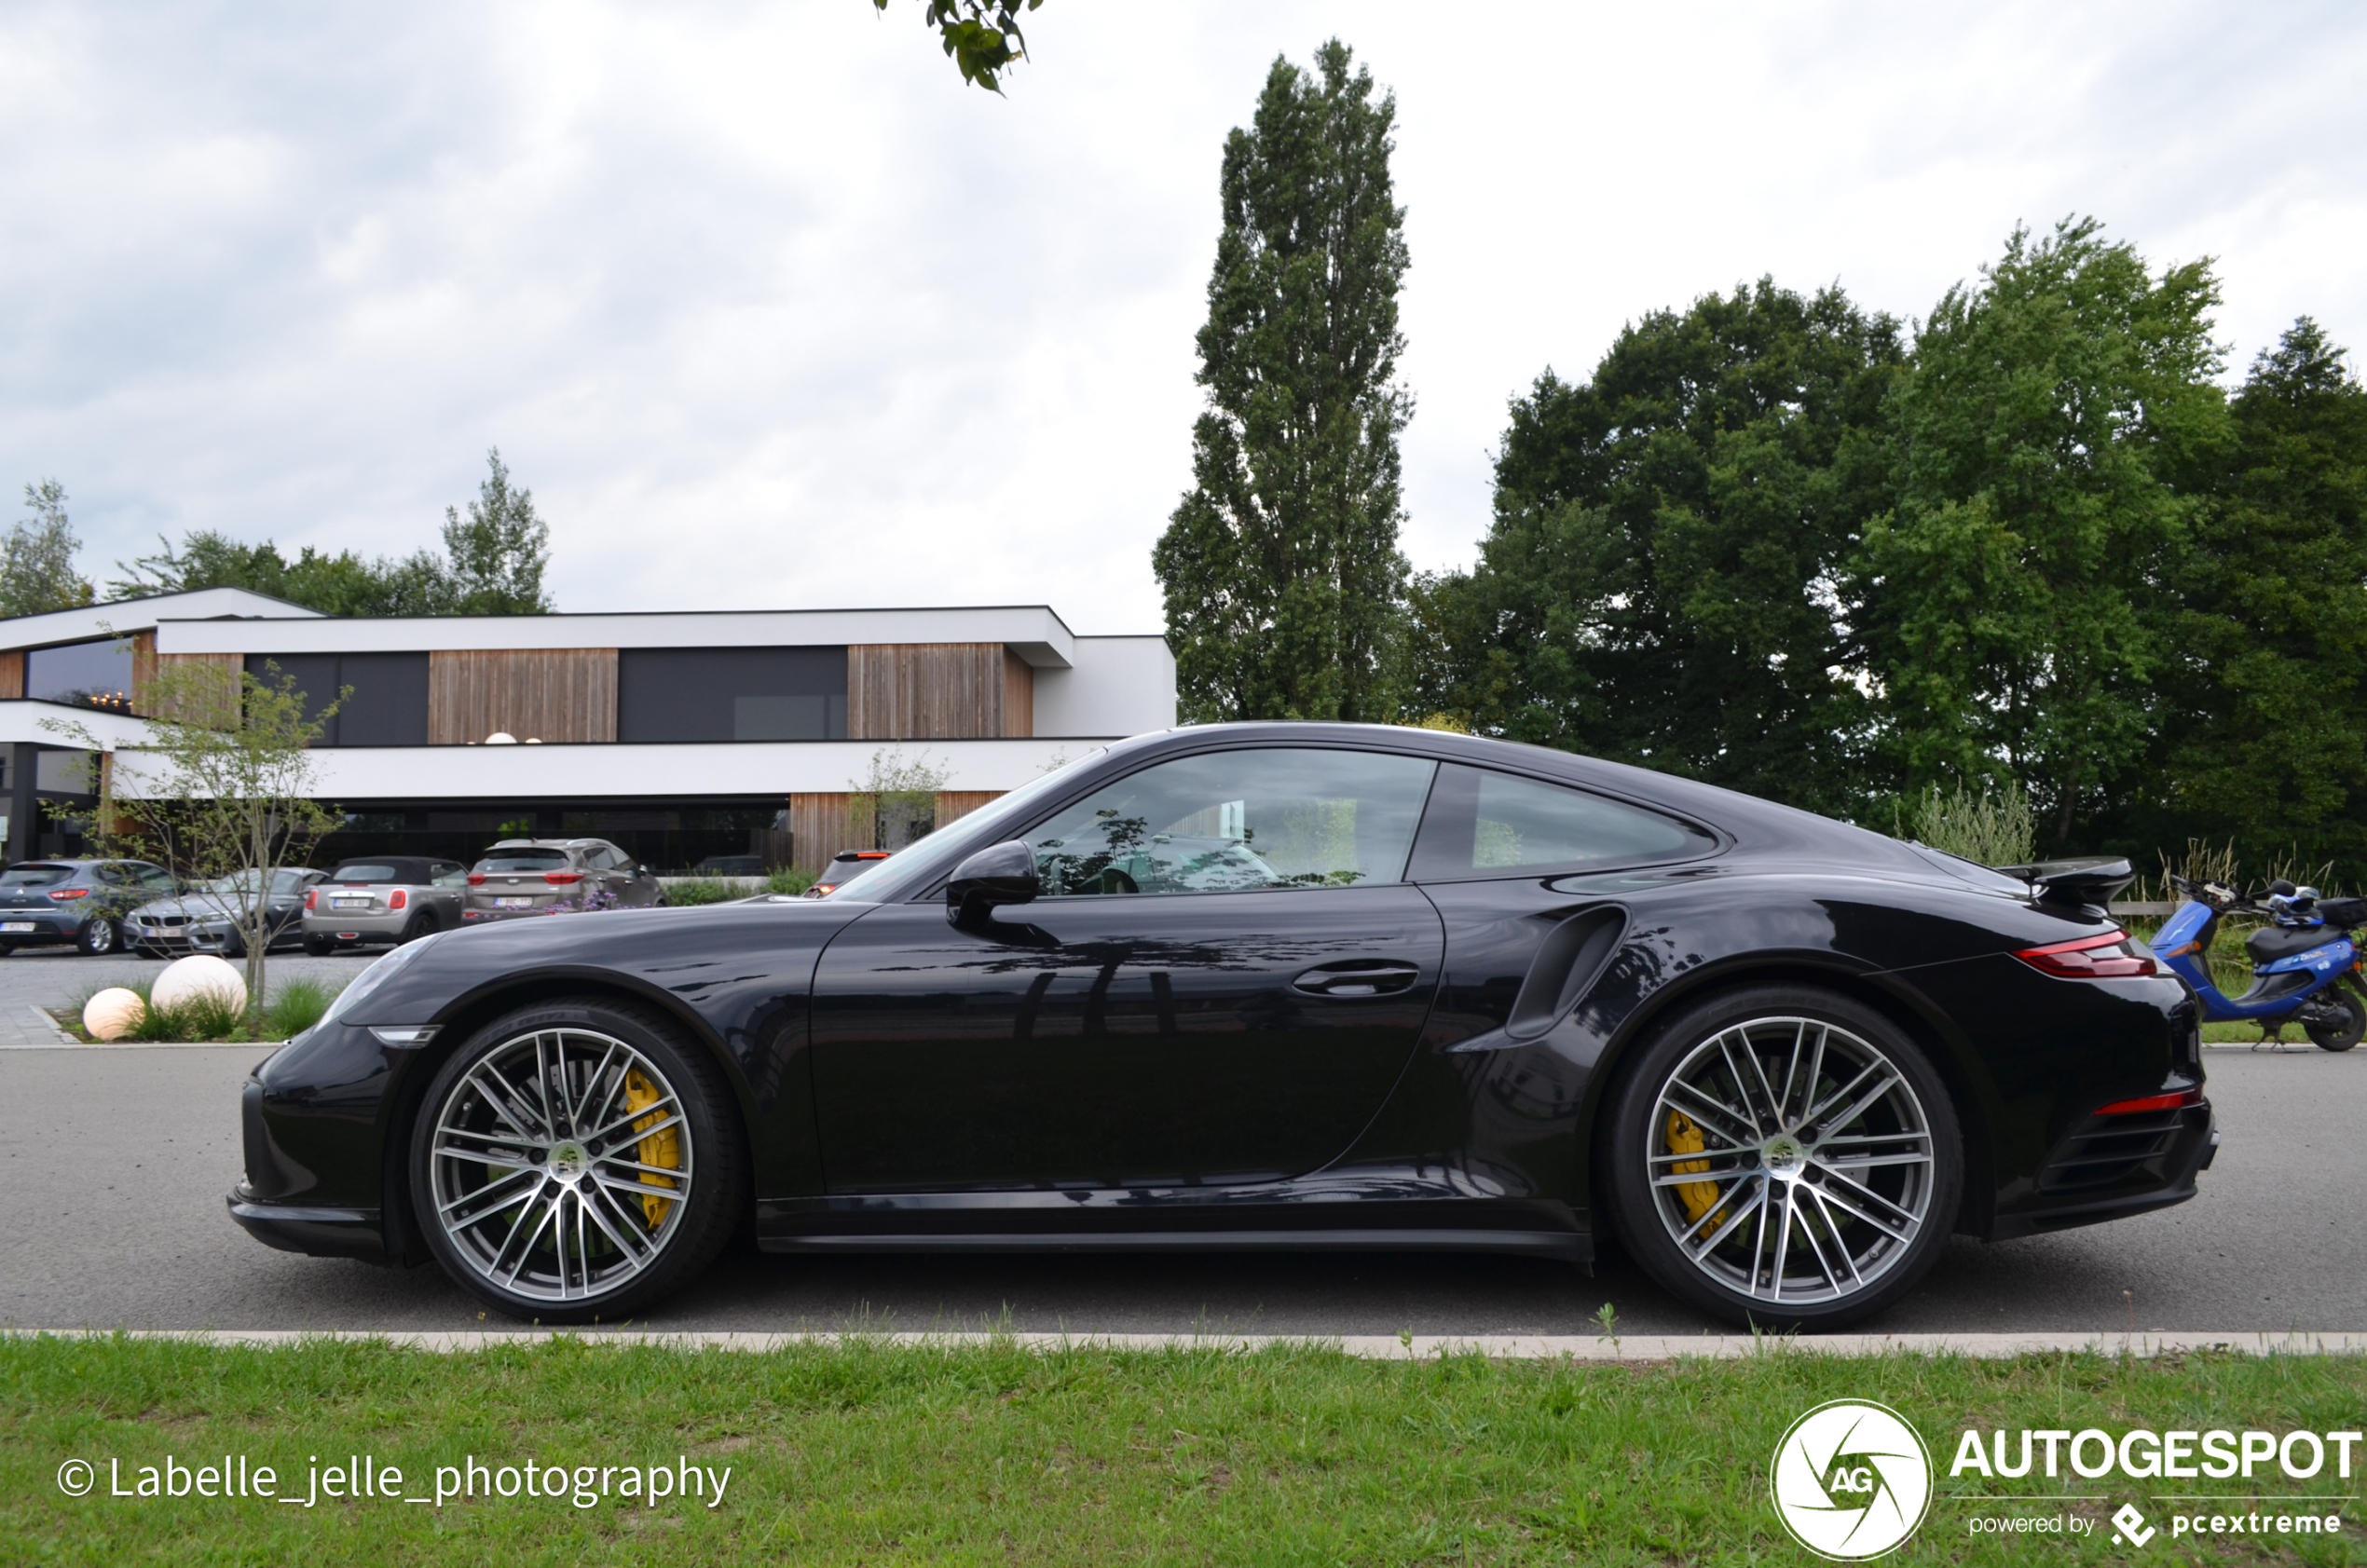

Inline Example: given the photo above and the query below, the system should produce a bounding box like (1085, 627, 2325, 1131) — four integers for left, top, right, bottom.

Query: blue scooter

(2155, 875, 2367, 1051)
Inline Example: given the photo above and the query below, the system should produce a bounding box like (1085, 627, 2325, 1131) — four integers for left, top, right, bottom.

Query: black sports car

(228, 723, 2211, 1329)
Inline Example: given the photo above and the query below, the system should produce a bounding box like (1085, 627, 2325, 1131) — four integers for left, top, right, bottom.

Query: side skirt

(759, 1228, 1591, 1262)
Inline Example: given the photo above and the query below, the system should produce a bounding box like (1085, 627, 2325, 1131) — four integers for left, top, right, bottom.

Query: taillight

(305, 889, 316, 910)
(390, 889, 407, 909)
(467, 873, 486, 886)
(2013, 930, 2158, 979)
(2097, 1087, 2205, 1115)
(544, 871, 581, 885)
(47, 888, 88, 901)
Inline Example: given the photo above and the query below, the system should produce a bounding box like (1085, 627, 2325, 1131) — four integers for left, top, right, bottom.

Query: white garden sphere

(83, 987, 146, 1041)
(152, 954, 249, 1014)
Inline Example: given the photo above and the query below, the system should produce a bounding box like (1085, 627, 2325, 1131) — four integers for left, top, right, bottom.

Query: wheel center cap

(547, 1141, 588, 1180)
(1762, 1134, 1807, 1178)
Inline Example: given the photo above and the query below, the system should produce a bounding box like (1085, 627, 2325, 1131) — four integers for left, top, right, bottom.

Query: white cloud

(2, 1, 2360, 629)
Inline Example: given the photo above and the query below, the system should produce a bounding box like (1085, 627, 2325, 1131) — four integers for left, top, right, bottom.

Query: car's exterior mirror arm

(946, 840, 1039, 929)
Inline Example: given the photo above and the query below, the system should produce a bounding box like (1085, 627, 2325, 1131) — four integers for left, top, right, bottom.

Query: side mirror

(947, 840, 1039, 929)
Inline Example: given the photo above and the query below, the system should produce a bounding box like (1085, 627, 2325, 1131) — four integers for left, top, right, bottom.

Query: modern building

(0, 590, 1174, 872)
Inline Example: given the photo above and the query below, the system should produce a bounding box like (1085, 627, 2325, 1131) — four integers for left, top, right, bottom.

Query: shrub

(1899, 779, 2034, 867)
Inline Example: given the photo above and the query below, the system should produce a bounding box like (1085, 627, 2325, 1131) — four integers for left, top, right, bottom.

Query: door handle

(1292, 961, 1422, 998)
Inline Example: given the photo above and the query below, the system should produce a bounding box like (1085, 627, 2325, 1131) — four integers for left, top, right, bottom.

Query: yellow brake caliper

(1666, 1111, 1726, 1234)
(623, 1069, 679, 1229)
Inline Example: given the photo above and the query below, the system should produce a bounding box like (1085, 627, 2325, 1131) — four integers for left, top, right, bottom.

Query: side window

(92, 864, 130, 887)
(1407, 764, 1715, 879)
(1025, 748, 1437, 897)
(592, 846, 625, 870)
(139, 866, 177, 891)
(432, 862, 466, 887)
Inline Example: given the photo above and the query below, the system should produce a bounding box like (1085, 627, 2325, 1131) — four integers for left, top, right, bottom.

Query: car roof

(326, 855, 449, 879)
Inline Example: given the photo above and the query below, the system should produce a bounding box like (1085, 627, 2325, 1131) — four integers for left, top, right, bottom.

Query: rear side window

(1408, 764, 1715, 879)
(477, 851, 567, 872)
(330, 865, 404, 883)
(0, 866, 72, 886)
(137, 866, 176, 890)
(431, 862, 467, 886)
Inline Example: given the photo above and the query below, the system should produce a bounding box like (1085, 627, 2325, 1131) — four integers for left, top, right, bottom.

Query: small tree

(46, 656, 342, 1005)
(3, 480, 95, 616)
(848, 746, 950, 852)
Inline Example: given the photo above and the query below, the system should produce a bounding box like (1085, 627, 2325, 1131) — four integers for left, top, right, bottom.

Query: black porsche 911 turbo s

(228, 723, 2211, 1329)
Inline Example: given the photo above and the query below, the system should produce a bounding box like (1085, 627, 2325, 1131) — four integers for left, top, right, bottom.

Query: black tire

(398, 909, 440, 944)
(409, 998, 746, 1323)
(1602, 984, 1963, 1331)
(75, 918, 120, 957)
(2305, 979, 2364, 1053)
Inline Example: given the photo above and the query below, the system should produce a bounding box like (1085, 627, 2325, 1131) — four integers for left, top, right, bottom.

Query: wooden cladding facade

(428, 649, 619, 745)
(153, 652, 244, 727)
(848, 644, 1033, 740)
(0, 650, 21, 701)
(787, 789, 1008, 873)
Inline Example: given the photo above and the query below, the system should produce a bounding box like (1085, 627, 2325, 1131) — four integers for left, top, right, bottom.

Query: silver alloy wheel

(426, 1026, 695, 1304)
(1646, 1015, 1936, 1306)
(82, 919, 116, 954)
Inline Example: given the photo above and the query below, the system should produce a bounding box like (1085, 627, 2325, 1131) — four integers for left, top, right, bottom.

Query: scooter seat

(2247, 923, 2342, 962)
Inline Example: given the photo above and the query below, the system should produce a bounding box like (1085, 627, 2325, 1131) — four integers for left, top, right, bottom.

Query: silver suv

(301, 856, 468, 953)
(460, 839, 662, 923)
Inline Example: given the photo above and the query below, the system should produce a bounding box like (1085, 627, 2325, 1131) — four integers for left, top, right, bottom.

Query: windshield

(827, 754, 1104, 905)
(476, 851, 568, 872)
(0, 866, 72, 886)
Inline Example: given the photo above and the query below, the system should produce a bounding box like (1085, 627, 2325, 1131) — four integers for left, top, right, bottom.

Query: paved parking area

(1, 1033, 2357, 1336)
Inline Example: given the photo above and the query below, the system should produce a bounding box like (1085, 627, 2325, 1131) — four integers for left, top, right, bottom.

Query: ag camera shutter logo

(1771, 1399, 1934, 1560)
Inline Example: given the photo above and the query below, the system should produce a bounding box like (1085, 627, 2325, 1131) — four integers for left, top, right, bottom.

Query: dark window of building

(27, 638, 135, 712)
(245, 651, 429, 746)
(617, 648, 848, 743)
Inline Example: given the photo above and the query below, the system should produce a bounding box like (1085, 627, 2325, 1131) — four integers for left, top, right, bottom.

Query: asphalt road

(2, 943, 2358, 1335)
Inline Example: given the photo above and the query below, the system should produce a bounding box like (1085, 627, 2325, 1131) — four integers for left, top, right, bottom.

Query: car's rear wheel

(1604, 985, 1962, 1330)
(76, 918, 120, 956)
(399, 909, 439, 944)
(410, 1000, 744, 1323)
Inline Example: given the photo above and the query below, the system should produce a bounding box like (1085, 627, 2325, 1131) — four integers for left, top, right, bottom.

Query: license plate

(332, 897, 371, 908)
(495, 897, 537, 908)
(1, 921, 33, 933)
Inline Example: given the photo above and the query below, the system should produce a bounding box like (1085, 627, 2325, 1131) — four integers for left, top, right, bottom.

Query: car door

(808, 745, 1446, 1191)
(430, 861, 467, 920)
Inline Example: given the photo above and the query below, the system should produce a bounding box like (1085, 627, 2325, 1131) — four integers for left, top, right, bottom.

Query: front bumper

(226, 1185, 387, 1259)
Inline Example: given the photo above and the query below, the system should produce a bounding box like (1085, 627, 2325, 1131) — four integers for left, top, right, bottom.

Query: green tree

(109, 447, 553, 616)
(1153, 39, 1411, 724)
(870, 0, 1039, 91)
(441, 448, 554, 614)
(2131, 319, 2367, 876)
(1413, 281, 1901, 816)
(1851, 218, 2225, 843)
(3, 480, 96, 617)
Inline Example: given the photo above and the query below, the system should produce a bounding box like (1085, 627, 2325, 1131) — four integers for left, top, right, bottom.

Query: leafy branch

(872, 0, 1040, 91)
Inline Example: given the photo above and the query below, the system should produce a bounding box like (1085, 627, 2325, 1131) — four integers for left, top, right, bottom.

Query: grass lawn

(4, 1337, 2362, 1564)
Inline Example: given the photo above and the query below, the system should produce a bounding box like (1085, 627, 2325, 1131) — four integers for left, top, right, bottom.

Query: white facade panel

(0, 699, 156, 749)
(156, 605, 1080, 666)
(1033, 636, 1176, 739)
(106, 737, 1101, 801)
(0, 588, 320, 651)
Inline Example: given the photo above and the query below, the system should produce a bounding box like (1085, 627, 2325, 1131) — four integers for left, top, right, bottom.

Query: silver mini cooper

(300, 856, 469, 953)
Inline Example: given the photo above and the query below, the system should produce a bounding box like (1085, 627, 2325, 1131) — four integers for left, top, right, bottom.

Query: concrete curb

(7, 1329, 2364, 1358)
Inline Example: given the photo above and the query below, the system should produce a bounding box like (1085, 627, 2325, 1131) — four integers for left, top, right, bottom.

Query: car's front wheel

(409, 1000, 745, 1323)
(1604, 985, 1962, 1330)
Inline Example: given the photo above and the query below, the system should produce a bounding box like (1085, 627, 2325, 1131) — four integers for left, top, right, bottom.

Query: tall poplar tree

(1153, 39, 1411, 724)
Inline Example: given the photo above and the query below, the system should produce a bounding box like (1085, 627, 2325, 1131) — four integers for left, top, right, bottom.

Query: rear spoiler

(1992, 857, 2136, 915)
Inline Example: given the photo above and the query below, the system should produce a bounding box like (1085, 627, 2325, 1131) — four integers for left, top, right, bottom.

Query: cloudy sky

(3, 2, 2360, 632)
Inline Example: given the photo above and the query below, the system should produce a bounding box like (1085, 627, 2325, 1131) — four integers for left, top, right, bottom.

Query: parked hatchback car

(460, 839, 661, 923)
(127, 867, 327, 957)
(301, 857, 469, 954)
(0, 859, 177, 956)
